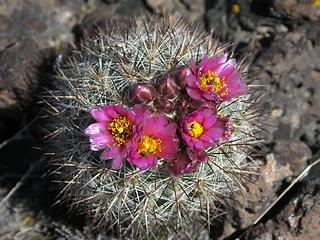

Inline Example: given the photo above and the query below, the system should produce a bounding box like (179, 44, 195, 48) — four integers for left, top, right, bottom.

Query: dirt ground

(0, 0, 320, 239)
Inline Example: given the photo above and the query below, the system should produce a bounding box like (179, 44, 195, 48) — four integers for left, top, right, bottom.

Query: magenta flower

(180, 108, 232, 150)
(186, 54, 247, 102)
(84, 104, 148, 170)
(128, 114, 179, 170)
(168, 148, 208, 177)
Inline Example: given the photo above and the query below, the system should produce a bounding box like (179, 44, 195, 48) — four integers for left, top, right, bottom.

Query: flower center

(187, 121, 204, 138)
(200, 70, 228, 96)
(108, 116, 133, 146)
(138, 135, 162, 156)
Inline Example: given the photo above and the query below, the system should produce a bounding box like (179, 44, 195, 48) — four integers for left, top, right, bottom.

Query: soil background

(0, 0, 320, 239)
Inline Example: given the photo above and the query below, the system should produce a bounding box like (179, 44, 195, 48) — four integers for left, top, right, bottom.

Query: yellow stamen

(108, 116, 133, 146)
(200, 70, 228, 96)
(138, 135, 161, 156)
(188, 121, 204, 138)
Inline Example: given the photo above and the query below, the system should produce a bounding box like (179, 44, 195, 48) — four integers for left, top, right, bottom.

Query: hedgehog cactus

(44, 15, 264, 239)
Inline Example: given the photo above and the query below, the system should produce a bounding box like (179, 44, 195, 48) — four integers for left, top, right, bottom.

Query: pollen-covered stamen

(138, 135, 162, 156)
(108, 116, 133, 146)
(188, 121, 204, 138)
(200, 70, 228, 96)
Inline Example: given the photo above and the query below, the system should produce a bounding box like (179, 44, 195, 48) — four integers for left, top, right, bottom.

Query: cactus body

(44, 15, 264, 239)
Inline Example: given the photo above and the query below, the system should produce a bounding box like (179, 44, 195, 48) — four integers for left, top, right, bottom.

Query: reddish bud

(153, 95, 174, 114)
(187, 148, 208, 163)
(172, 66, 192, 88)
(174, 93, 190, 115)
(220, 117, 234, 141)
(156, 74, 179, 99)
(129, 83, 156, 104)
(168, 148, 208, 177)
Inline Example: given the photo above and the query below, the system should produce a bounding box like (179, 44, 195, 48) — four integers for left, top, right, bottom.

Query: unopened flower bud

(153, 95, 174, 114)
(187, 148, 208, 163)
(129, 83, 156, 104)
(221, 117, 234, 140)
(172, 66, 192, 88)
(168, 148, 208, 177)
(156, 74, 179, 99)
(174, 93, 190, 115)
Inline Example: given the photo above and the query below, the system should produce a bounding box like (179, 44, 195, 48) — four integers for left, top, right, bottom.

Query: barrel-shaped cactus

(44, 15, 264, 239)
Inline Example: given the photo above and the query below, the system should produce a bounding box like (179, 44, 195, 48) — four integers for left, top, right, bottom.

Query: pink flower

(168, 148, 208, 177)
(128, 114, 179, 170)
(180, 108, 232, 150)
(186, 55, 247, 102)
(84, 104, 148, 170)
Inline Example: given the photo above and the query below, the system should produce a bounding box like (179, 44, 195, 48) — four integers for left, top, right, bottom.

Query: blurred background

(0, 0, 320, 239)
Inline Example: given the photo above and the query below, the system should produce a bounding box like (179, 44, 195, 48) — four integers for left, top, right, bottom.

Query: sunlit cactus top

(45, 15, 264, 239)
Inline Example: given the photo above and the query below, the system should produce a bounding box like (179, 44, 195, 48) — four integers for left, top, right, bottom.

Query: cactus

(43, 15, 265, 239)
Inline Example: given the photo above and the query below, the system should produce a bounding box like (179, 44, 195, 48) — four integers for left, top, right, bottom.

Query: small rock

(273, 0, 320, 21)
(275, 24, 289, 33)
(0, 40, 42, 114)
(146, 0, 205, 23)
(221, 155, 294, 235)
(271, 107, 283, 118)
(245, 177, 320, 239)
(273, 141, 312, 175)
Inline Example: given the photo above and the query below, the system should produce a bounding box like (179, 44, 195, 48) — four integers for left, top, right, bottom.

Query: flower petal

(90, 108, 111, 122)
(160, 122, 177, 137)
(104, 106, 120, 118)
(215, 59, 236, 76)
(186, 74, 197, 88)
(84, 123, 107, 136)
(100, 146, 120, 160)
(199, 134, 214, 144)
(159, 137, 178, 159)
(111, 155, 125, 170)
(100, 147, 125, 170)
(128, 155, 157, 170)
(205, 127, 224, 141)
(90, 134, 113, 150)
(202, 54, 227, 73)
(203, 114, 217, 129)
(129, 104, 149, 122)
(193, 138, 204, 149)
(186, 88, 204, 101)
